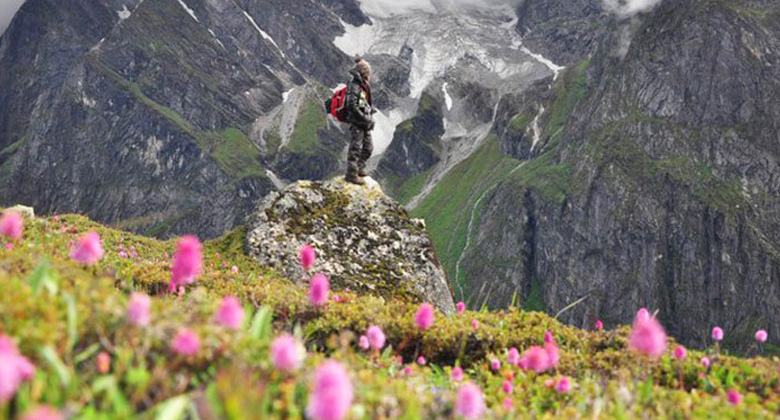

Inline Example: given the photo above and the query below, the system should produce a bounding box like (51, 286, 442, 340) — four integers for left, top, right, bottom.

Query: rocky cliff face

(459, 0, 780, 349)
(0, 0, 365, 238)
(245, 177, 455, 314)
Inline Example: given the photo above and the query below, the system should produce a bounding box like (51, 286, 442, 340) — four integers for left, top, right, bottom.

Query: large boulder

(245, 177, 456, 314)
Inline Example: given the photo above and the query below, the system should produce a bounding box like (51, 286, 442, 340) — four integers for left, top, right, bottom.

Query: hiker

(344, 56, 375, 185)
(325, 56, 376, 185)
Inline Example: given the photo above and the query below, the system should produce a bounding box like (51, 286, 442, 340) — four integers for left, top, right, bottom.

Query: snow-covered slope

(333, 0, 565, 205)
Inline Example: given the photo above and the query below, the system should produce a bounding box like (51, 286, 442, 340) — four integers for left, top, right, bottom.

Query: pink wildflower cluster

(366, 325, 386, 350)
(70, 232, 104, 265)
(169, 236, 202, 292)
(415, 303, 434, 330)
(0, 334, 35, 402)
(271, 334, 305, 372)
(454, 382, 485, 419)
(306, 360, 353, 420)
(629, 308, 667, 359)
(171, 329, 200, 356)
(214, 296, 245, 330)
(309, 274, 330, 306)
(127, 292, 151, 326)
(0, 211, 23, 240)
(300, 245, 316, 270)
(516, 332, 559, 373)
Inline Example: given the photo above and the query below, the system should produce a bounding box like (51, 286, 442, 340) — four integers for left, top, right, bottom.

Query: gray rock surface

(246, 177, 456, 314)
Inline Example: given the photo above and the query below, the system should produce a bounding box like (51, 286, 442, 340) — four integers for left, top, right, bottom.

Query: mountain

(453, 0, 780, 349)
(0, 0, 367, 238)
(1, 0, 779, 350)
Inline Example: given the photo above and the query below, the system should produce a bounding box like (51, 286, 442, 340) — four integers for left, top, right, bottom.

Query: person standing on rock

(343, 55, 375, 185)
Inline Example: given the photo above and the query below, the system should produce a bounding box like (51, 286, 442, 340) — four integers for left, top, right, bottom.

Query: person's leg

(346, 125, 364, 184)
(358, 129, 373, 177)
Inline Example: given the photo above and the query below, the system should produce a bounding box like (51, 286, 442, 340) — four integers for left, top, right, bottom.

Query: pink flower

(673, 345, 687, 360)
(0, 211, 23, 240)
(70, 232, 104, 265)
(456, 301, 466, 314)
(300, 245, 316, 270)
(701, 357, 710, 368)
(594, 320, 604, 330)
(755, 330, 768, 343)
(332, 295, 341, 303)
(170, 236, 202, 292)
(507, 347, 520, 366)
(629, 310, 667, 359)
(451, 366, 464, 382)
(214, 296, 245, 330)
(545, 342, 560, 369)
(118, 250, 128, 258)
(403, 365, 413, 376)
(454, 382, 485, 420)
(726, 389, 741, 405)
(502, 379, 513, 394)
(544, 378, 555, 388)
(271, 334, 305, 372)
(0, 335, 36, 402)
(4, 243, 12, 251)
(417, 356, 426, 365)
(636, 308, 650, 321)
(366, 326, 386, 350)
(309, 274, 330, 306)
(712, 326, 724, 342)
(491, 358, 501, 372)
(127, 292, 151, 326)
(415, 303, 435, 330)
(544, 330, 554, 344)
(171, 329, 200, 356)
(471, 320, 479, 331)
(306, 360, 353, 420)
(20, 406, 63, 420)
(230, 265, 239, 274)
(502, 397, 513, 411)
(358, 335, 369, 350)
(521, 346, 551, 373)
(96, 352, 111, 374)
(556, 376, 571, 394)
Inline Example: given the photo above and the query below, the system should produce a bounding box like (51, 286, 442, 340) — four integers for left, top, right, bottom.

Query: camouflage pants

(346, 124, 373, 176)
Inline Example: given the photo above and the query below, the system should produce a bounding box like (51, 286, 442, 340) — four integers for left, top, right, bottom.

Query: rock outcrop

(245, 177, 456, 314)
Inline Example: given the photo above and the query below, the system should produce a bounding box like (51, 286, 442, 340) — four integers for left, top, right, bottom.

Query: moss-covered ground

(1, 213, 779, 418)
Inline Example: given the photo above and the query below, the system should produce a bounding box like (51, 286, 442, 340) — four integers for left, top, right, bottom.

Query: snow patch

(530, 105, 545, 150)
(82, 95, 97, 108)
(243, 11, 285, 58)
(282, 88, 294, 103)
(359, 0, 436, 18)
(117, 4, 131, 20)
(208, 29, 225, 49)
(520, 46, 565, 80)
(177, 0, 199, 21)
(372, 108, 405, 155)
(442, 82, 453, 111)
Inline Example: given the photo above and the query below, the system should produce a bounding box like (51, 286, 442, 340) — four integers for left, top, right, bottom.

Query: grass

(286, 99, 328, 155)
(412, 137, 521, 285)
(1, 212, 780, 418)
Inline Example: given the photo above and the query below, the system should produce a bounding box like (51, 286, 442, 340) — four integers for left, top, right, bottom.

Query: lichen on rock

(245, 177, 456, 314)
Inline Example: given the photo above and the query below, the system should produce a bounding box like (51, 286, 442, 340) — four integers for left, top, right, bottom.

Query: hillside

(0, 209, 779, 419)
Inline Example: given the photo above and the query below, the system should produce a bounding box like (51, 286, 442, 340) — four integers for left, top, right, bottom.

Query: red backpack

(324, 87, 349, 122)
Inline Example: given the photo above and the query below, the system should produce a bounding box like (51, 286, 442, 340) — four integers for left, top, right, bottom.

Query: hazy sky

(0, 0, 27, 37)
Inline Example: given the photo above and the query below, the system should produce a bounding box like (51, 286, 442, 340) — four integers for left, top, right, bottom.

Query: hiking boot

(345, 174, 365, 185)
